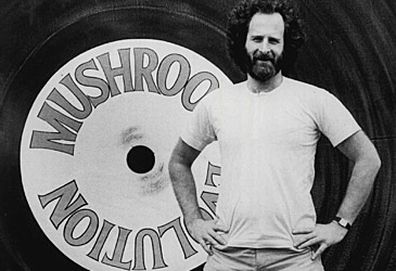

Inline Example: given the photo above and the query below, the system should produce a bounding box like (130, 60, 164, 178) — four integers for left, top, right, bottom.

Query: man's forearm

(169, 161, 203, 224)
(336, 156, 381, 224)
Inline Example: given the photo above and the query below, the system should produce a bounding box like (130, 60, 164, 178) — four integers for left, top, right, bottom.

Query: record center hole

(127, 145, 155, 174)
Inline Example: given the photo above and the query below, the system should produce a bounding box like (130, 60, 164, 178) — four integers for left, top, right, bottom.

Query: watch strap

(334, 216, 352, 230)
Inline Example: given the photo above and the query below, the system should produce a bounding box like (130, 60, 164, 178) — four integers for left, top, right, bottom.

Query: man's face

(245, 12, 285, 82)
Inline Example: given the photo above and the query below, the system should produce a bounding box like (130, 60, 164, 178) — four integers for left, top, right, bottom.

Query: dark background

(0, 0, 395, 270)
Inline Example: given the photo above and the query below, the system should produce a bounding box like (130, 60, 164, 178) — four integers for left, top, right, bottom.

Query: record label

(20, 39, 232, 271)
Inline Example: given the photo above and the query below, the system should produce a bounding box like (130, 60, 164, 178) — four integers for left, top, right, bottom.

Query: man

(168, 0, 381, 270)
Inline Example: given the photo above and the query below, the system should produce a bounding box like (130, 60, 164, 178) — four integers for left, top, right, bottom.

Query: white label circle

(20, 39, 233, 271)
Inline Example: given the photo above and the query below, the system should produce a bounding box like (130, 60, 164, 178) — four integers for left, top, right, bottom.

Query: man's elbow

(372, 154, 382, 172)
(168, 155, 179, 178)
(366, 150, 381, 173)
(168, 154, 189, 179)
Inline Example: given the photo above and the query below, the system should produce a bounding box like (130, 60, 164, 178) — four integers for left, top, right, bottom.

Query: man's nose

(258, 41, 271, 54)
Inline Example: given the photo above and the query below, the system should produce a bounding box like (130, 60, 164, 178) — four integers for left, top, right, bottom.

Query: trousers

(204, 246, 324, 271)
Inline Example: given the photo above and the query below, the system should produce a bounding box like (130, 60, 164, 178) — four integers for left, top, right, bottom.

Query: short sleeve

(314, 90, 361, 147)
(180, 96, 217, 151)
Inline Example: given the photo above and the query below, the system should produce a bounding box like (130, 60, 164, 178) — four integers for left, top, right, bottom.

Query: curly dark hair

(227, 0, 306, 73)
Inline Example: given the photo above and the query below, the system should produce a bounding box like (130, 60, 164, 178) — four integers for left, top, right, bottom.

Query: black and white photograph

(0, 0, 395, 270)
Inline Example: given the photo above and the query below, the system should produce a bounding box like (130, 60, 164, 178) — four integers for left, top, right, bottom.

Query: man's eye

(269, 39, 280, 44)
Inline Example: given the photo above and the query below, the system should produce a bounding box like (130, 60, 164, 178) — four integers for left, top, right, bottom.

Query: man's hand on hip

(292, 222, 348, 260)
(186, 218, 228, 255)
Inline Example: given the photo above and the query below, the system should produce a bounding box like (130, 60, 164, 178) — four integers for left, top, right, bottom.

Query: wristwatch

(334, 216, 352, 230)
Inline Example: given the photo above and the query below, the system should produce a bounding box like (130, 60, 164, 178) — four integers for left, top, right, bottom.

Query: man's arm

(293, 130, 381, 259)
(334, 130, 381, 223)
(168, 138, 227, 255)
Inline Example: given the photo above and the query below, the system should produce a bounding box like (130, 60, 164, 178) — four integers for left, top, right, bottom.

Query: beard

(246, 50, 283, 82)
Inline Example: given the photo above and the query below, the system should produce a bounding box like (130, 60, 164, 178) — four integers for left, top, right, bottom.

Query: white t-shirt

(181, 77, 361, 249)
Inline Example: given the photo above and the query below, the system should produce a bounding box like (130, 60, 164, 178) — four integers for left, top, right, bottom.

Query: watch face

(335, 217, 351, 229)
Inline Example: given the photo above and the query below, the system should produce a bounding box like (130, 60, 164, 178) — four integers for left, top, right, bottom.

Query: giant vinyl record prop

(0, 2, 243, 271)
(2, 1, 396, 271)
